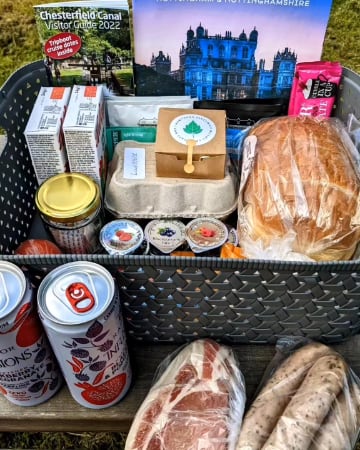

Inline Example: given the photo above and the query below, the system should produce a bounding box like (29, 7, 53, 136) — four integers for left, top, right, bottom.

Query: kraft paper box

(155, 108, 226, 180)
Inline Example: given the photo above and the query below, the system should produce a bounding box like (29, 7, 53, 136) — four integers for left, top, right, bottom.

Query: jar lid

(0, 261, 26, 320)
(35, 173, 101, 223)
(100, 220, 144, 255)
(185, 218, 228, 253)
(144, 219, 186, 254)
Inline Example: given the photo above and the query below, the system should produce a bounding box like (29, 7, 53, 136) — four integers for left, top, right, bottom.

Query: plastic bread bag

(236, 337, 360, 450)
(238, 230, 314, 262)
(237, 115, 360, 261)
(226, 126, 251, 181)
(125, 339, 246, 450)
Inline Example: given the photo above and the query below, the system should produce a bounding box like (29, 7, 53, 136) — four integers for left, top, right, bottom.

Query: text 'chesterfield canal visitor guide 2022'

(131, 0, 334, 100)
(34, 0, 134, 95)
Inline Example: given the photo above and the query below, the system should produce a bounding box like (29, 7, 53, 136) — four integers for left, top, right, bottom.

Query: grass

(322, 0, 360, 73)
(0, 0, 360, 448)
(49, 68, 133, 90)
(0, 432, 127, 449)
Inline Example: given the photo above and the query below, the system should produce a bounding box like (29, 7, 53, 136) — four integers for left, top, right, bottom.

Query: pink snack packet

(288, 61, 342, 118)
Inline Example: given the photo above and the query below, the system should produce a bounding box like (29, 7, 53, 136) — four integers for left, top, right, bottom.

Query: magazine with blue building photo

(131, 0, 334, 100)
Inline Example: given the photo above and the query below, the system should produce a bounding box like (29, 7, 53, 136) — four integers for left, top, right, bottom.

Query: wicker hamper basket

(1, 61, 360, 345)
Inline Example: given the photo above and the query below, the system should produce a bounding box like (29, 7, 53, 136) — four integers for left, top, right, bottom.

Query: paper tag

(123, 147, 146, 179)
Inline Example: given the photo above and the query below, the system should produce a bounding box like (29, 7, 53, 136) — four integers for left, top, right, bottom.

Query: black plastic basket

(1, 61, 360, 345)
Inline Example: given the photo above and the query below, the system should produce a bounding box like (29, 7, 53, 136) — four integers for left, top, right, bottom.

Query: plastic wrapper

(226, 126, 250, 181)
(194, 98, 289, 126)
(106, 96, 195, 127)
(236, 337, 360, 450)
(125, 339, 246, 450)
(237, 115, 360, 261)
(288, 61, 342, 117)
(239, 230, 314, 262)
(220, 242, 246, 259)
(14, 239, 62, 255)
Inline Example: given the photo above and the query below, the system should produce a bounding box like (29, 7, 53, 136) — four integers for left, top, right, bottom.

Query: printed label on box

(123, 147, 146, 179)
(63, 85, 106, 189)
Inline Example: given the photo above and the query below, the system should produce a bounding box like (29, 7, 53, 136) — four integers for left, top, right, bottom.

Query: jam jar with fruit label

(144, 219, 187, 255)
(99, 219, 145, 255)
(185, 218, 228, 256)
(35, 173, 103, 254)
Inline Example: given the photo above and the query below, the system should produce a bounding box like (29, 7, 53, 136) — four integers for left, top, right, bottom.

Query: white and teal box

(62, 85, 106, 191)
(24, 86, 71, 185)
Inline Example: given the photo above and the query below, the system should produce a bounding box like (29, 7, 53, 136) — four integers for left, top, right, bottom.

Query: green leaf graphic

(184, 121, 203, 135)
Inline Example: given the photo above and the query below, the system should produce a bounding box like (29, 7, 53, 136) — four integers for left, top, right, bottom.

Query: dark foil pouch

(194, 98, 289, 126)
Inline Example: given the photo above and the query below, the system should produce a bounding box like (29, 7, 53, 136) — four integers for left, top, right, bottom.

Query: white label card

(123, 147, 146, 179)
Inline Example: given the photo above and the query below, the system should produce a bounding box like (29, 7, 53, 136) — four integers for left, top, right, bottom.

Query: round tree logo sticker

(44, 32, 82, 60)
(169, 114, 216, 146)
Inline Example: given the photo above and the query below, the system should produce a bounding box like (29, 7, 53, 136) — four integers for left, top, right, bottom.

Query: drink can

(35, 172, 103, 254)
(37, 261, 132, 409)
(0, 261, 62, 406)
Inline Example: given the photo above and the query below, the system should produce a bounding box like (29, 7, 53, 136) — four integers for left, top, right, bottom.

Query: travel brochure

(34, 0, 134, 95)
(34, 0, 334, 100)
(131, 0, 334, 99)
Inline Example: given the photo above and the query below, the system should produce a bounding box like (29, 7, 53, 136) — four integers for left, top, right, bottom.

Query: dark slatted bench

(0, 336, 359, 433)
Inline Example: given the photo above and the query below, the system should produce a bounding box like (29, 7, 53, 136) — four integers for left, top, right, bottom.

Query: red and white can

(37, 261, 132, 409)
(0, 261, 62, 406)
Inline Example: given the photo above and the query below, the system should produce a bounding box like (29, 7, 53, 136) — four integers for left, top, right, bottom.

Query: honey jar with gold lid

(35, 173, 103, 254)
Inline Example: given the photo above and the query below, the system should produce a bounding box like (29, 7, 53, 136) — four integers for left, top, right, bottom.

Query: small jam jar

(35, 173, 103, 254)
(100, 219, 144, 255)
(185, 218, 228, 256)
(144, 219, 187, 255)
